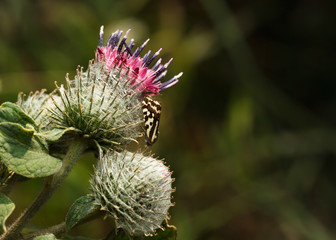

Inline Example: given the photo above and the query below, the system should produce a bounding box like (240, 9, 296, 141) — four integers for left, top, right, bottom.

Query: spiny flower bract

(17, 89, 60, 127)
(90, 150, 174, 236)
(46, 62, 143, 147)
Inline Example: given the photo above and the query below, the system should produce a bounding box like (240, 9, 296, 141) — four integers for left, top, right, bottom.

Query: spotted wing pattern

(142, 96, 161, 146)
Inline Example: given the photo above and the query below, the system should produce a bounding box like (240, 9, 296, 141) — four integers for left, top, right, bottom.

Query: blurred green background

(1, 0, 336, 239)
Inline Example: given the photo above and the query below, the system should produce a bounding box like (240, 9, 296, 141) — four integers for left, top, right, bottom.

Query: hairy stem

(24, 222, 66, 240)
(0, 138, 88, 240)
(24, 211, 104, 239)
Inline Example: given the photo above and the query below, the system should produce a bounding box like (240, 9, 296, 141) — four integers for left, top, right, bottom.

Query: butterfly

(142, 96, 161, 146)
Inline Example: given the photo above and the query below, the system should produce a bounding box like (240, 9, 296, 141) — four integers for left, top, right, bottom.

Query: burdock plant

(0, 26, 181, 240)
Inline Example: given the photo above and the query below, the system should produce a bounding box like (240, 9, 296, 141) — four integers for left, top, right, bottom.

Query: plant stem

(0, 138, 88, 240)
(24, 222, 66, 240)
(24, 211, 104, 239)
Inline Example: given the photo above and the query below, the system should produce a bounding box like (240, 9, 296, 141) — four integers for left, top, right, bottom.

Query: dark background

(1, 0, 336, 239)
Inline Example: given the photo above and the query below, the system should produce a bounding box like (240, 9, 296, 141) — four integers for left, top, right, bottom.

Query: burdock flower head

(96, 26, 182, 96)
(90, 150, 174, 236)
(43, 26, 182, 148)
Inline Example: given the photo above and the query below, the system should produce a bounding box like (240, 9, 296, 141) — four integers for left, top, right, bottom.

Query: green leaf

(32, 234, 57, 240)
(0, 193, 15, 232)
(36, 127, 79, 142)
(0, 122, 62, 178)
(65, 195, 99, 231)
(0, 102, 37, 130)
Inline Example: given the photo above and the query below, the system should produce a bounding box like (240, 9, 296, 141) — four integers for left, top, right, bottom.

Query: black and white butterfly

(142, 96, 161, 146)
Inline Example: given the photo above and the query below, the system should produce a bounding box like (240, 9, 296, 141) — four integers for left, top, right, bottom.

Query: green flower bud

(90, 150, 174, 236)
(17, 89, 60, 128)
(46, 61, 143, 148)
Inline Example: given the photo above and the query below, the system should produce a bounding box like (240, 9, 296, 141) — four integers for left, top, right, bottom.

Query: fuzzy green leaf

(36, 127, 79, 142)
(65, 195, 99, 231)
(0, 122, 62, 178)
(0, 102, 37, 130)
(0, 193, 15, 232)
(32, 234, 57, 240)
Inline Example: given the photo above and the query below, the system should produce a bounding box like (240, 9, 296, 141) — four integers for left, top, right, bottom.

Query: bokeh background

(1, 0, 336, 239)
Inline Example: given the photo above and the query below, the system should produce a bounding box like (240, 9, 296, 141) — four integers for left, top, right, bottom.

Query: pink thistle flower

(96, 26, 182, 95)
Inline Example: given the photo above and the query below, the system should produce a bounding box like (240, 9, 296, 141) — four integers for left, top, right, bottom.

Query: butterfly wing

(142, 96, 161, 146)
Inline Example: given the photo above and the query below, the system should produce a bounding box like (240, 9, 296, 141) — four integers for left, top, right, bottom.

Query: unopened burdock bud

(90, 150, 174, 236)
(46, 64, 143, 148)
(17, 89, 61, 129)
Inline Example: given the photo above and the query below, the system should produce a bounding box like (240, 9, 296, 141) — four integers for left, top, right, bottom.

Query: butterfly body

(142, 96, 161, 146)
